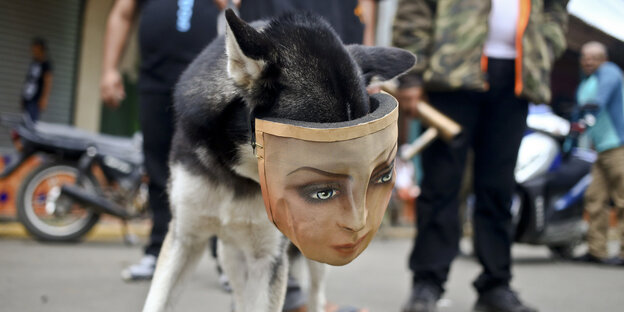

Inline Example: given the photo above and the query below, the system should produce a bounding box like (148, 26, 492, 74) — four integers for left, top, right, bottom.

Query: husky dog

(143, 9, 415, 312)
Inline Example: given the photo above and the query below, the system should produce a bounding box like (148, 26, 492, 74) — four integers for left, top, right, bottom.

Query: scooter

(0, 113, 148, 242)
(509, 104, 596, 258)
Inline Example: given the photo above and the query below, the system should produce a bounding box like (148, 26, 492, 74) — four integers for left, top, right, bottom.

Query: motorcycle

(0, 113, 148, 242)
(508, 104, 597, 258)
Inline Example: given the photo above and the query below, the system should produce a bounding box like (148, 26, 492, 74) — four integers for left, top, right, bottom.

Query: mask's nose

(337, 188, 367, 232)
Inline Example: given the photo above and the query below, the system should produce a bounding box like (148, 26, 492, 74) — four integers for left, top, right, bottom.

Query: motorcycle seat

(30, 121, 144, 165)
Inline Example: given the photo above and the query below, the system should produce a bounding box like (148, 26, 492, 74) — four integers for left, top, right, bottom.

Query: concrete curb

(0, 220, 151, 242)
(1, 220, 416, 242)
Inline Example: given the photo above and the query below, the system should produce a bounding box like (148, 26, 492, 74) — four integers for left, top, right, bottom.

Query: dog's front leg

(219, 241, 247, 306)
(222, 235, 289, 312)
(142, 228, 209, 312)
(306, 259, 327, 312)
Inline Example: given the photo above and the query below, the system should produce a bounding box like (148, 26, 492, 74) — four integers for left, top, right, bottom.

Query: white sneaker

(121, 254, 157, 281)
(218, 271, 232, 293)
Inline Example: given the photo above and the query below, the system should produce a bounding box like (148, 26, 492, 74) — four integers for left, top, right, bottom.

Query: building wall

(0, 0, 83, 147)
(74, 0, 139, 133)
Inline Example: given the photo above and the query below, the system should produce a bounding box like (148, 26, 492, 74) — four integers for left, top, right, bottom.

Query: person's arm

(359, 0, 378, 46)
(392, 0, 434, 123)
(39, 71, 52, 111)
(213, 0, 240, 10)
(592, 63, 623, 110)
(392, 0, 435, 76)
(542, 0, 570, 59)
(100, 0, 138, 109)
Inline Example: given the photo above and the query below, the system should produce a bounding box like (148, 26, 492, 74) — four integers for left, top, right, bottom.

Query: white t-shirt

(484, 0, 519, 59)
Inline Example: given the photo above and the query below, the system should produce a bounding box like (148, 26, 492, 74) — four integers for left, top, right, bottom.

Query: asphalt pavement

(1, 225, 624, 312)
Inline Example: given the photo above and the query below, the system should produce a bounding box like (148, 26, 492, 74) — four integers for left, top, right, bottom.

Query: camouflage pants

(585, 146, 624, 259)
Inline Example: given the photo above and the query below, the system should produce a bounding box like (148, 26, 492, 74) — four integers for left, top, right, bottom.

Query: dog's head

(224, 9, 415, 123)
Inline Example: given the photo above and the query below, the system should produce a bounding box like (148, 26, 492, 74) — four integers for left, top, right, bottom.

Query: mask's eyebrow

(287, 143, 397, 178)
(371, 143, 398, 176)
(287, 167, 352, 180)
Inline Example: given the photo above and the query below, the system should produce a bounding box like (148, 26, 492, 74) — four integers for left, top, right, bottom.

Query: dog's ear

(225, 9, 273, 88)
(346, 45, 416, 85)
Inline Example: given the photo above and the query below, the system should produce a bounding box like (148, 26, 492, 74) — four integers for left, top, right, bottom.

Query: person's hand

(38, 97, 48, 112)
(213, 0, 241, 10)
(100, 69, 125, 109)
(570, 122, 587, 135)
(396, 86, 422, 118)
(397, 185, 421, 201)
(366, 84, 381, 94)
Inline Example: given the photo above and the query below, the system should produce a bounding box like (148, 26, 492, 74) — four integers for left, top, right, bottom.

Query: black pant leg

(139, 92, 175, 257)
(24, 99, 40, 122)
(471, 59, 528, 293)
(410, 91, 480, 290)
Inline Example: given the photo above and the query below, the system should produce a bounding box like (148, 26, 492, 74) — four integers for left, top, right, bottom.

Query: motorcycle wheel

(16, 161, 100, 242)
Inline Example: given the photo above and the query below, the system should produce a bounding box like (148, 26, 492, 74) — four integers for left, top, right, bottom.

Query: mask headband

(254, 92, 398, 144)
(254, 92, 398, 225)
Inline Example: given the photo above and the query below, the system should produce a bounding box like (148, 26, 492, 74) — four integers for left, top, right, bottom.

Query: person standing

(237, 0, 377, 46)
(574, 41, 624, 266)
(22, 38, 53, 122)
(393, 0, 569, 311)
(100, 0, 221, 281)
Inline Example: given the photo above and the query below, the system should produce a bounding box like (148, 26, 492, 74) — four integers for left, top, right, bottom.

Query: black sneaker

(574, 253, 617, 265)
(574, 252, 599, 262)
(603, 257, 624, 266)
(474, 286, 537, 312)
(402, 282, 441, 312)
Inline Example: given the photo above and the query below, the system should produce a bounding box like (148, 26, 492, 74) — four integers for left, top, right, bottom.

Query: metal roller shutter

(0, 0, 83, 148)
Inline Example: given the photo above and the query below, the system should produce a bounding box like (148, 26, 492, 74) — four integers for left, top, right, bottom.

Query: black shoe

(574, 253, 617, 265)
(573, 252, 602, 263)
(603, 257, 624, 266)
(402, 282, 441, 312)
(473, 286, 537, 312)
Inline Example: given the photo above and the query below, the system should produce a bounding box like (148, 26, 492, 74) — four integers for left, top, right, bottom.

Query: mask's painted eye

(312, 189, 338, 200)
(298, 183, 342, 203)
(375, 170, 393, 184)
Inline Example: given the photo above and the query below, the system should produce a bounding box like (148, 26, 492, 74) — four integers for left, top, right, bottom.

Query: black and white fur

(142, 10, 415, 312)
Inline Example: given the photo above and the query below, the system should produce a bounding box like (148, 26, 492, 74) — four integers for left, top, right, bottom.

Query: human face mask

(254, 93, 398, 265)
